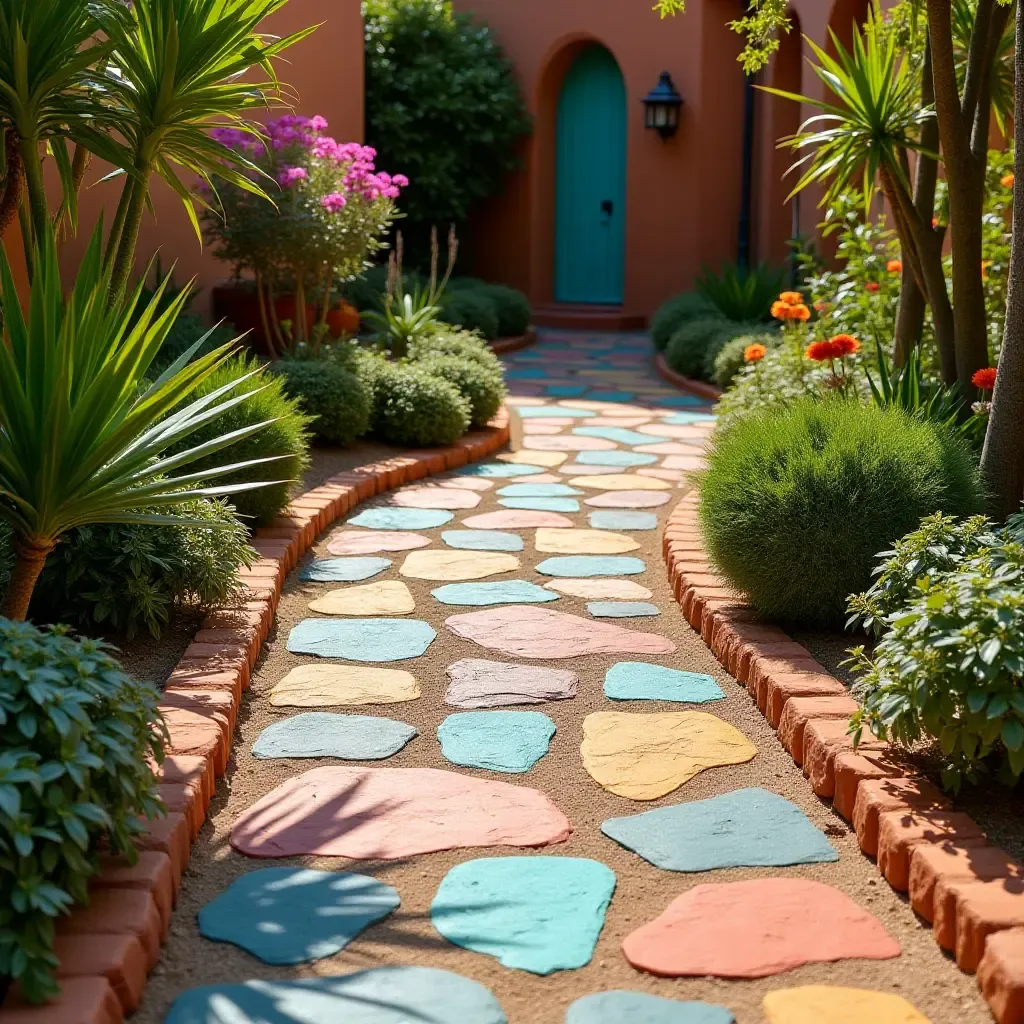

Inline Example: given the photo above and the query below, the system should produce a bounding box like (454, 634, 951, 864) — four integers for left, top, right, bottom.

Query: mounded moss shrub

(699, 400, 984, 627)
(276, 357, 371, 446)
(713, 332, 777, 390)
(664, 318, 745, 382)
(371, 361, 471, 446)
(651, 292, 720, 351)
(417, 354, 506, 428)
(439, 289, 499, 341)
(410, 328, 504, 375)
(477, 283, 530, 336)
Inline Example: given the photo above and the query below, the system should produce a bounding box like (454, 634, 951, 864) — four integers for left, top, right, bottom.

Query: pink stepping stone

(523, 423, 564, 436)
(662, 455, 706, 471)
(517, 417, 581, 427)
(559, 464, 626, 476)
(445, 606, 676, 659)
(637, 468, 686, 482)
(231, 766, 572, 859)
(622, 878, 900, 978)
(521, 473, 564, 484)
(436, 477, 494, 492)
(585, 491, 673, 508)
(462, 510, 574, 530)
(642, 424, 713, 440)
(584, 417, 654, 427)
(390, 487, 481, 510)
(634, 442, 706, 455)
(327, 531, 430, 555)
(524, 436, 617, 452)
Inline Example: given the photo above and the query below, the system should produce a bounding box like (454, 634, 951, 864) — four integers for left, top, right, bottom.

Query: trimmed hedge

(651, 292, 720, 352)
(275, 357, 372, 446)
(409, 327, 504, 374)
(712, 332, 778, 390)
(417, 354, 506, 428)
(370, 360, 471, 446)
(665, 318, 760, 382)
(439, 289, 499, 341)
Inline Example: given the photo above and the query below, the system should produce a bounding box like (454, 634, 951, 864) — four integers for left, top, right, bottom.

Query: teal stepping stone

(601, 787, 839, 871)
(251, 713, 416, 760)
(499, 497, 580, 513)
(663, 411, 717, 424)
(586, 391, 636, 402)
(604, 662, 725, 703)
(437, 711, 555, 771)
(589, 511, 658, 531)
(575, 451, 657, 467)
(164, 968, 508, 1024)
(442, 530, 524, 552)
(197, 868, 400, 964)
(573, 426, 663, 446)
(515, 406, 591, 418)
(587, 601, 660, 618)
(287, 618, 436, 661)
(498, 483, 582, 498)
(566, 993, 733, 1024)
(456, 463, 547, 477)
(300, 557, 391, 582)
(348, 508, 453, 530)
(433, 582, 558, 606)
(536, 556, 646, 577)
(660, 394, 708, 408)
(431, 857, 615, 974)
(506, 367, 549, 379)
(546, 385, 588, 397)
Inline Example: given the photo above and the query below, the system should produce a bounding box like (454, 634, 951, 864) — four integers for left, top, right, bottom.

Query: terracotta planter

(326, 302, 360, 338)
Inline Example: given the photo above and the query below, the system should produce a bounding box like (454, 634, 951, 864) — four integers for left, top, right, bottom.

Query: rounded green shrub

(410, 328, 504, 375)
(276, 357, 372, 446)
(651, 292, 720, 351)
(477, 284, 530, 337)
(712, 332, 777, 390)
(371, 361, 471, 446)
(417, 354, 506, 428)
(699, 400, 985, 628)
(667, 319, 763, 382)
(439, 289, 499, 341)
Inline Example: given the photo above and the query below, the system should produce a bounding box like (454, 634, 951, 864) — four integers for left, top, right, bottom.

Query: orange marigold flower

(1002, 173, 1015, 188)
(806, 340, 839, 361)
(790, 303, 811, 321)
(972, 367, 998, 390)
(778, 290, 804, 306)
(865, 281, 881, 293)
(743, 343, 767, 363)
(887, 259, 902, 274)
(830, 334, 861, 356)
(770, 300, 790, 320)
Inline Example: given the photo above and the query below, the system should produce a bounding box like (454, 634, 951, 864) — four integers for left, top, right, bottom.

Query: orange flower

(806, 340, 839, 361)
(772, 300, 811, 321)
(1001, 173, 1015, 188)
(789, 303, 811, 321)
(813, 300, 829, 313)
(743, 343, 767, 363)
(887, 259, 902, 274)
(972, 367, 997, 390)
(865, 281, 881, 293)
(981, 260, 993, 280)
(778, 290, 804, 306)
(830, 334, 861, 356)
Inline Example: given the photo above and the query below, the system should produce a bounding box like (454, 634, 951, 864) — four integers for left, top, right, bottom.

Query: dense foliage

(440, 289, 499, 341)
(665, 317, 761, 382)
(409, 327, 505, 374)
(414, 355, 506, 428)
(712, 332, 779, 389)
(696, 262, 782, 322)
(275, 358, 372, 446)
(369, 359, 471, 446)
(650, 292, 719, 352)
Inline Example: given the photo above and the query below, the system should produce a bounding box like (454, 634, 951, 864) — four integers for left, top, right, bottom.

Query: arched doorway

(554, 45, 627, 305)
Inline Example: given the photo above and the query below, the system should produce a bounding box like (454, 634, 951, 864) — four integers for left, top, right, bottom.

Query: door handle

(601, 199, 614, 217)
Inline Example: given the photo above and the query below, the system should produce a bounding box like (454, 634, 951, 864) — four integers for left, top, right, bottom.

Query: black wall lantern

(643, 71, 683, 139)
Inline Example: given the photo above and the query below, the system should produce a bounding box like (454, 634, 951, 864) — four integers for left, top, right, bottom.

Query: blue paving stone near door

(498, 484, 583, 498)
(659, 394, 710, 408)
(586, 391, 636, 403)
(499, 497, 581, 513)
(437, 711, 556, 772)
(347, 508, 453, 530)
(198, 868, 400, 964)
(430, 857, 615, 974)
(299, 557, 391, 583)
(566, 992, 734, 1024)
(546, 385, 589, 397)
(442, 530, 524, 552)
(506, 367, 550, 379)
(573, 426, 664, 446)
(587, 601, 660, 618)
(603, 662, 725, 703)
(251, 713, 417, 760)
(536, 556, 646, 577)
(588, 511, 658, 531)
(163, 968, 508, 1024)
(601, 788, 839, 872)
(456, 462, 548, 477)
(287, 619, 436, 661)
(663, 411, 718, 424)
(574, 451, 658, 467)
(514, 406, 592, 419)
(432, 582, 559, 606)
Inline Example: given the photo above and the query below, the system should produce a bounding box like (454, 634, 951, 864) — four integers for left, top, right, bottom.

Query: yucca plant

(695, 262, 783, 322)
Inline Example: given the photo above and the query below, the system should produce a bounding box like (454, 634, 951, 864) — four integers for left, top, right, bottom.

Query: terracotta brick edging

(662, 491, 1024, 1023)
(0, 411, 512, 1024)
(652, 352, 723, 403)
(490, 325, 537, 355)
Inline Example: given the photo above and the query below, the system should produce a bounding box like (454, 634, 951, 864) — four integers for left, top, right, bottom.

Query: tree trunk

(893, 270, 925, 366)
(0, 133, 23, 237)
(0, 539, 54, 621)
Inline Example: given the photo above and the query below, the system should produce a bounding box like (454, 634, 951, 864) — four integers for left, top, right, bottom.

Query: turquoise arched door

(555, 45, 627, 305)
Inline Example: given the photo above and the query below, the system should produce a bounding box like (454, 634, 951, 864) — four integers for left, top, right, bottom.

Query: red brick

(699, 599, 749, 645)
(136, 812, 189, 889)
(157, 781, 205, 841)
(934, 878, 1024, 971)
(53, 934, 147, 1013)
(416, 450, 448, 474)
(444, 446, 468, 469)
(193, 626, 259, 661)
(832, 750, 905, 822)
(161, 687, 235, 734)
(164, 667, 243, 704)
(776, 696, 859, 764)
(178, 644, 250, 687)
(852, 777, 951, 857)
(766, 673, 847, 727)
(735, 640, 814, 686)
(201, 608, 268, 640)
(803, 719, 885, 798)
(159, 703, 230, 773)
(93, 851, 175, 933)
(271, 514, 315, 547)
(876, 808, 986, 891)
(977, 926, 1024, 1024)
(0, 977, 122, 1024)
(151, 754, 215, 806)
(56, 889, 161, 971)
(911, 843, 1023, 922)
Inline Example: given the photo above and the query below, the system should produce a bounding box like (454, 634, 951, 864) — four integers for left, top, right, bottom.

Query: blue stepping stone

(586, 391, 636, 403)
(659, 394, 708, 408)
(574, 451, 658, 467)
(601, 787, 840, 872)
(587, 601, 660, 618)
(198, 868, 400, 964)
(603, 662, 725, 703)
(431, 857, 615, 974)
(347, 508, 453, 530)
(433, 581, 558, 606)
(566, 992, 734, 1024)
(164, 968, 508, 1024)
(442, 530, 524, 552)
(573, 426, 663, 446)
(498, 484, 583, 498)
(251, 713, 417, 760)
(536, 556, 646, 577)
(499, 497, 580, 513)
(663, 411, 718, 424)
(287, 618, 436, 661)
(300, 557, 391, 583)
(515, 406, 591, 418)
(589, 511, 658, 531)
(456, 463, 547, 478)
(506, 367, 549, 379)
(437, 711, 556, 771)
(546, 385, 588, 397)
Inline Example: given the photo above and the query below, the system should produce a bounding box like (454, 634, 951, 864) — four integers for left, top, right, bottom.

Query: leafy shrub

(371, 361, 471, 446)
(150, 312, 236, 374)
(410, 327, 504, 375)
(446, 276, 488, 292)
(0, 619, 165, 1002)
(417, 355, 505, 428)
(31, 500, 255, 639)
(713, 332, 778, 390)
(651, 292, 720, 352)
(475, 283, 531, 337)
(699, 400, 985, 627)
(275, 358, 372, 446)
(666, 318, 760, 382)
(439, 289, 499, 341)
(166, 354, 312, 526)
(342, 264, 391, 313)
(697, 262, 783, 321)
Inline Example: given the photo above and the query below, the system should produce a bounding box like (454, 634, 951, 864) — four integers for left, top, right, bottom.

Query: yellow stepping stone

(580, 711, 756, 800)
(400, 549, 520, 581)
(544, 578, 654, 600)
(568, 474, 673, 491)
(496, 450, 568, 467)
(269, 664, 420, 707)
(535, 528, 639, 555)
(763, 987, 931, 1023)
(308, 581, 415, 616)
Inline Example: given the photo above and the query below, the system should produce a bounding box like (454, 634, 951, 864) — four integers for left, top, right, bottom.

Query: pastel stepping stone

(634, 441, 705, 455)
(602, 788, 838, 871)
(390, 487, 481, 510)
(327, 531, 429, 555)
(446, 606, 675, 659)
(400, 550, 520, 581)
(762, 986, 931, 1023)
(231, 766, 572, 858)
(536, 528, 639, 554)
(574, 450, 658, 467)
(566, 993, 734, 1024)
(300, 557, 391, 582)
(643, 423, 711, 439)
(524, 435, 617, 452)
(559, 463, 627, 476)
(603, 662, 724, 703)
(252, 713, 417, 760)
(437, 476, 494, 491)
(588, 601, 660, 618)
(586, 391, 636, 402)
(522, 422, 563, 435)
(269, 665, 420, 707)
(664, 410, 718, 423)
(496, 450, 568, 467)
(445, 659, 578, 708)
(573, 426, 664, 446)
(585, 491, 673, 508)
(516, 406, 591, 418)
(432, 581, 558, 606)
(438, 711, 556, 772)
(347, 507, 453, 530)
(457, 462, 547, 477)
(464, 509, 574, 530)
(308, 581, 415, 616)
(621, 878, 900, 977)
(589, 511, 658, 531)
(570, 474, 672, 491)
(164, 968, 508, 1024)
(546, 384, 588, 396)
(431, 858, 615, 974)
(507, 367, 549, 379)
(536, 556, 646, 577)
(442, 530, 524, 552)
(287, 619, 436, 661)
(581, 711, 756, 800)
(498, 483, 583, 497)
(198, 868, 400, 964)
(544, 578, 653, 600)
(522, 473, 565, 484)
(660, 395, 710, 408)
(584, 416, 654, 427)
(499, 497, 581, 513)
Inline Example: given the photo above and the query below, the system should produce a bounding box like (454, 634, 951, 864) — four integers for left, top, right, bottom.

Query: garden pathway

(139, 330, 994, 1024)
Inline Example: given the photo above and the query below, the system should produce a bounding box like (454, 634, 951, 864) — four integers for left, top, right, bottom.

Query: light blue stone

(498, 484, 583, 498)
(536, 556, 646, 578)
(566, 992, 734, 1024)
(164, 968, 508, 1024)
(546, 385, 588, 397)
(586, 391, 636, 403)
(589, 511, 658, 531)
(300, 557, 391, 583)
(432, 581, 558, 606)
(499, 497, 580, 513)
(573, 426, 664, 446)
(431, 858, 615, 974)
(456, 463, 547, 478)
(574, 451, 658, 467)
(514, 406, 592, 419)
(601, 788, 840, 872)
(437, 711, 556, 771)
(442, 530, 524, 552)
(587, 602, 660, 618)
(287, 619, 436, 661)
(347, 508, 452, 530)
(663, 411, 718, 424)
(198, 868, 400, 965)
(603, 662, 725, 703)
(251, 713, 417, 760)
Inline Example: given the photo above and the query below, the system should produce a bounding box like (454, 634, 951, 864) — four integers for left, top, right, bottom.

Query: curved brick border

(490, 326, 537, 356)
(0, 412, 511, 1024)
(663, 492, 1024, 1023)
(652, 352, 723, 403)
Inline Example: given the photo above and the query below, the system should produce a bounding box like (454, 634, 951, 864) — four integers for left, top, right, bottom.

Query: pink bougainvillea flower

(278, 166, 308, 187)
(321, 192, 347, 213)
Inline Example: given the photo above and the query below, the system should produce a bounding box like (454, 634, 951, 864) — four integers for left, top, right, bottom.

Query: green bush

(417, 354, 505, 428)
(371, 361, 471, 446)
(150, 312, 235, 374)
(342, 264, 391, 314)
(166, 354, 312, 526)
(696, 261, 783, 321)
(699, 400, 985, 627)
(410, 327, 504, 375)
(651, 292, 720, 352)
(712, 332, 778, 390)
(439, 289, 499, 341)
(665, 318, 759, 382)
(0, 619, 164, 1002)
(476, 284, 530, 337)
(275, 357, 372, 446)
